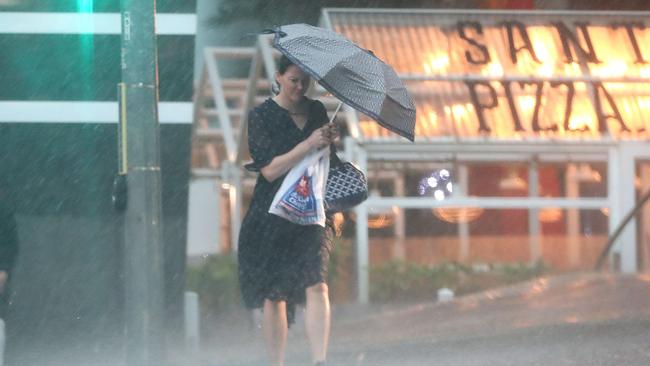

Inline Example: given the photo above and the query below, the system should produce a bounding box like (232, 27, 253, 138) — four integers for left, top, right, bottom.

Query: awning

(322, 9, 650, 141)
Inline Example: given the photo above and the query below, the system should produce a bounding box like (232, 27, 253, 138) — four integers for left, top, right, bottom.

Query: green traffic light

(76, 0, 95, 98)
(77, 0, 93, 13)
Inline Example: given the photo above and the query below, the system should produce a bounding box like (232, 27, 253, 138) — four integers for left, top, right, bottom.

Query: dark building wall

(0, 123, 190, 365)
(0, 35, 194, 102)
(0, 4, 194, 363)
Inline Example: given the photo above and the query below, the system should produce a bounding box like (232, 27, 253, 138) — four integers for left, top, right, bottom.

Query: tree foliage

(210, 0, 464, 27)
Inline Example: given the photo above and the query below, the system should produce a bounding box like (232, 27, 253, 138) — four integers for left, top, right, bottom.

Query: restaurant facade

(193, 8, 650, 302)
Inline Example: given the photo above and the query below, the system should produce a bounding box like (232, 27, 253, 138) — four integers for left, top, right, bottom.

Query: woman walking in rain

(237, 55, 339, 366)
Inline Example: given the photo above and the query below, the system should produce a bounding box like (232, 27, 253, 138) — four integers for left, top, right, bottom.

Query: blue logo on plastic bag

(277, 173, 318, 221)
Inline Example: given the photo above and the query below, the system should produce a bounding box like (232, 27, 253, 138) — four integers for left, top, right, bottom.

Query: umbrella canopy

(272, 23, 416, 142)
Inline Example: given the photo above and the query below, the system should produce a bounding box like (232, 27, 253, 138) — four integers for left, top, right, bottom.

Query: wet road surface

(203, 272, 650, 366)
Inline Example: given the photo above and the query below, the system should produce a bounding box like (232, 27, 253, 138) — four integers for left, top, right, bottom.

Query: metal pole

(595, 189, 650, 271)
(355, 146, 369, 304)
(528, 158, 541, 264)
(119, 1, 165, 365)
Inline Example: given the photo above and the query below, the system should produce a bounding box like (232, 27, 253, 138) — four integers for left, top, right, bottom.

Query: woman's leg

(263, 299, 288, 366)
(305, 282, 330, 364)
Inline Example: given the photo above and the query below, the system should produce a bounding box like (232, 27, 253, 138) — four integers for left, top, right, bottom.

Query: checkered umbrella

(271, 23, 416, 142)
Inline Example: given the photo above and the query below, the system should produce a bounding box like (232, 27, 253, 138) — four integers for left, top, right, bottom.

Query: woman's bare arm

(260, 125, 330, 182)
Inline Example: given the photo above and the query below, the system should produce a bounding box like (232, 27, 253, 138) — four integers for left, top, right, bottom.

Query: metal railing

(595, 189, 650, 270)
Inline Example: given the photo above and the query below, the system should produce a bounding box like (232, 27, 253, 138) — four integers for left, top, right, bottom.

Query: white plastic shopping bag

(269, 147, 330, 226)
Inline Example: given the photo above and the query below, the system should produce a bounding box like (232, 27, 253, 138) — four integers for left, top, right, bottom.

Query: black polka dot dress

(237, 98, 339, 325)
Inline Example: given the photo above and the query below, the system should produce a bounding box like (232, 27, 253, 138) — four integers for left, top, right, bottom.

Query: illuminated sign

(458, 21, 646, 135)
(331, 13, 650, 139)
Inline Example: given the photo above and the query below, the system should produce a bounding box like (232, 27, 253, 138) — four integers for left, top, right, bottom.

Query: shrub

(369, 260, 548, 303)
(496, 260, 547, 284)
(185, 254, 241, 317)
(185, 250, 550, 312)
(369, 260, 470, 302)
(185, 238, 356, 317)
(328, 237, 354, 302)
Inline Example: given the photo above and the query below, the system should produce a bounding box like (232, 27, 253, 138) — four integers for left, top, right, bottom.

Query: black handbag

(324, 161, 368, 212)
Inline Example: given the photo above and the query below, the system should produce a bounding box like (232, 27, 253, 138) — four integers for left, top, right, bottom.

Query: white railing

(0, 12, 196, 35)
(0, 101, 191, 123)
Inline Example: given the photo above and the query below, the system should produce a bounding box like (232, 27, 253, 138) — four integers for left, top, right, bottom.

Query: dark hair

(277, 54, 295, 75)
(272, 55, 296, 95)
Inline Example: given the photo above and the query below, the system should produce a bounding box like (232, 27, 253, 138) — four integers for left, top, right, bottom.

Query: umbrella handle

(329, 101, 343, 124)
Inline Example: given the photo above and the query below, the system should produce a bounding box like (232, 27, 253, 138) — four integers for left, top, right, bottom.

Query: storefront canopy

(321, 9, 650, 141)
